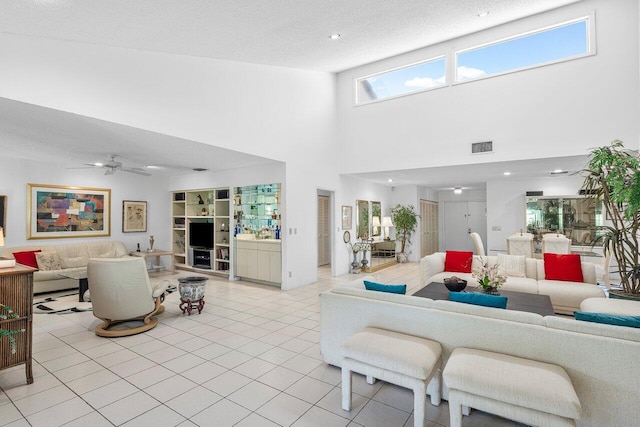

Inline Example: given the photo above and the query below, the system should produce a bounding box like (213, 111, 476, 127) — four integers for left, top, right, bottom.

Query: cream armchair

(88, 257, 168, 337)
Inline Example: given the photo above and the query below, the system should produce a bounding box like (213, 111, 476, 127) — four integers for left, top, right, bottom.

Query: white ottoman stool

(443, 348, 581, 427)
(580, 297, 640, 315)
(340, 327, 442, 427)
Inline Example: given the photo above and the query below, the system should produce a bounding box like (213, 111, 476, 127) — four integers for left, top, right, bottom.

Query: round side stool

(178, 276, 207, 315)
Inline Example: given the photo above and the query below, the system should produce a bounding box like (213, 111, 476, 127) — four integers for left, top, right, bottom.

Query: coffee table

(58, 269, 89, 302)
(413, 282, 555, 316)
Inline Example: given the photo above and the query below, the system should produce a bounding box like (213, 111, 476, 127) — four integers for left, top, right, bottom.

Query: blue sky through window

(456, 19, 588, 81)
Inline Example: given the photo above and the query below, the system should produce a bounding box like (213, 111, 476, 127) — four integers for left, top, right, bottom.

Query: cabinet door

(237, 248, 257, 278)
(257, 250, 270, 282)
(269, 251, 282, 283)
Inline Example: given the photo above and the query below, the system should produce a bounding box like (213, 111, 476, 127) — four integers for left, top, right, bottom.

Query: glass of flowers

(472, 261, 506, 295)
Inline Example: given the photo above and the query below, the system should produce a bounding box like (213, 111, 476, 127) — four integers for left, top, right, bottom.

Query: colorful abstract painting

(27, 184, 110, 239)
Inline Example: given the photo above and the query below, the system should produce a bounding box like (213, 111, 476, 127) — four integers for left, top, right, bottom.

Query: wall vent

(471, 141, 493, 154)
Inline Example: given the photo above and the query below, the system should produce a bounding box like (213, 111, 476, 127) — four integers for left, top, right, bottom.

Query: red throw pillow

(544, 253, 584, 282)
(13, 250, 42, 269)
(445, 251, 474, 273)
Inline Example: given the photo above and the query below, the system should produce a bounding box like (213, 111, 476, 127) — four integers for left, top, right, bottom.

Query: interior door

(443, 201, 487, 252)
(317, 195, 330, 266)
(420, 200, 438, 257)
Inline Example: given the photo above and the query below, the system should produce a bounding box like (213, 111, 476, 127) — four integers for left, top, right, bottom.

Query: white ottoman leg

(462, 405, 470, 416)
(366, 375, 376, 384)
(429, 371, 441, 406)
(413, 382, 426, 427)
(341, 364, 353, 411)
(448, 391, 463, 427)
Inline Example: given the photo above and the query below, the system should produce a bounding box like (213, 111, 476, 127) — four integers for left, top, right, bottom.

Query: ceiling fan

(71, 155, 151, 176)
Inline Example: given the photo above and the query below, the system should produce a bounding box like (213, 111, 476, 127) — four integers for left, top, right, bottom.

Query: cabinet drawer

(237, 241, 258, 250)
(258, 242, 281, 252)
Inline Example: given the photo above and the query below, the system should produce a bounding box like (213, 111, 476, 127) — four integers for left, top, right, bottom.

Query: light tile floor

(0, 263, 527, 426)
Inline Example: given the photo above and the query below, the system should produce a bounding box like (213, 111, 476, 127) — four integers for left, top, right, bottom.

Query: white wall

(0, 156, 169, 257)
(0, 34, 338, 290)
(336, 0, 639, 173)
(486, 175, 584, 253)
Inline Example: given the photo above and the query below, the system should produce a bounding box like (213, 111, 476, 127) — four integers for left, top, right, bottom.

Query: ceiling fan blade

(121, 167, 151, 176)
(104, 168, 116, 175)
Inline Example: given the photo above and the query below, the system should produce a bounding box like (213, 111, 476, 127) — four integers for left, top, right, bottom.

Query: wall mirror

(371, 201, 381, 237)
(0, 195, 5, 236)
(356, 200, 369, 239)
(526, 195, 603, 246)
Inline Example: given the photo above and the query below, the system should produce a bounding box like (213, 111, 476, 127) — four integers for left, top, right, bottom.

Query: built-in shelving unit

(171, 188, 231, 276)
(234, 183, 281, 237)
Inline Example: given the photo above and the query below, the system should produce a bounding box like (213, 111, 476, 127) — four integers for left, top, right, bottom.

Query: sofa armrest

(420, 252, 446, 285)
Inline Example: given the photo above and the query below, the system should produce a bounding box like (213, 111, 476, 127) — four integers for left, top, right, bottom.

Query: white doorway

(317, 194, 330, 267)
(443, 201, 487, 252)
(420, 200, 438, 257)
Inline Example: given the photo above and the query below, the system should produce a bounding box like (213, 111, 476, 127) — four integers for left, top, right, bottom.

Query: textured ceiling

(0, 0, 582, 72)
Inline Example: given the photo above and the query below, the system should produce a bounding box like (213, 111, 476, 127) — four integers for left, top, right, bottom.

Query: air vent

(471, 141, 493, 154)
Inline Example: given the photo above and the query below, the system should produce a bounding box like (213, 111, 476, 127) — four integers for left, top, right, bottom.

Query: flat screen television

(189, 221, 213, 249)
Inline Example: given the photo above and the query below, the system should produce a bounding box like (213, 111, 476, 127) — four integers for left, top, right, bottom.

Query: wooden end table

(130, 249, 175, 274)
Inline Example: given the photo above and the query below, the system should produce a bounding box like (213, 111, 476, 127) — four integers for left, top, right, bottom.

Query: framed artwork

(342, 205, 353, 230)
(123, 200, 148, 232)
(27, 184, 111, 239)
(0, 195, 5, 236)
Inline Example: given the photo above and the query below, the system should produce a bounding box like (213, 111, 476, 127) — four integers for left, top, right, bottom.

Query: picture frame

(27, 184, 111, 239)
(0, 195, 6, 236)
(342, 205, 353, 230)
(123, 200, 148, 232)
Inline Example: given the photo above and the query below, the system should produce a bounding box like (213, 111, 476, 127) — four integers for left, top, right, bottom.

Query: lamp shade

(381, 216, 393, 228)
(0, 228, 4, 247)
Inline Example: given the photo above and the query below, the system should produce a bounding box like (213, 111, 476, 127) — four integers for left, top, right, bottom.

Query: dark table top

(413, 282, 555, 316)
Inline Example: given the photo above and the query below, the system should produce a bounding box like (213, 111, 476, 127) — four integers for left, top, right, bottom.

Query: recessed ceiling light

(387, 179, 393, 183)
(478, 11, 490, 17)
(551, 169, 567, 175)
(503, 171, 511, 176)
(145, 165, 160, 169)
(454, 187, 462, 195)
(94, 162, 103, 167)
(329, 34, 341, 40)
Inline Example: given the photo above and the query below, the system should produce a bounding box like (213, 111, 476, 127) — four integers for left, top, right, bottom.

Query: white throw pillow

(35, 251, 63, 271)
(497, 253, 526, 278)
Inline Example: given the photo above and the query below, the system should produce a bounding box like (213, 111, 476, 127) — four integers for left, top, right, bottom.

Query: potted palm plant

(391, 204, 419, 263)
(581, 140, 640, 299)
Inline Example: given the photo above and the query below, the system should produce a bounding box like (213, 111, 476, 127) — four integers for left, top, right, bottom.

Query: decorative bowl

(178, 276, 208, 301)
(444, 277, 467, 292)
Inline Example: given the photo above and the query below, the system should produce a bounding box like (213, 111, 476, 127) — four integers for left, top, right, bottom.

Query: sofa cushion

(497, 254, 526, 277)
(445, 251, 474, 273)
(364, 280, 407, 294)
(13, 250, 42, 269)
(544, 253, 583, 282)
(580, 298, 640, 316)
(499, 277, 539, 295)
(449, 291, 508, 309)
(574, 311, 640, 328)
(61, 256, 90, 269)
(538, 280, 605, 315)
(35, 252, 63, 271)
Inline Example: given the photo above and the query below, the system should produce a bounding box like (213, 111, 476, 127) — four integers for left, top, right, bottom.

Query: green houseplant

(391, 204, 419, 263)
(581, 140, 640, 298)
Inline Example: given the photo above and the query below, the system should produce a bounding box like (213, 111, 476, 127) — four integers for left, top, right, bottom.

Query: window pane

(356, 57, 446, 105)
(456, 19, 589, 82)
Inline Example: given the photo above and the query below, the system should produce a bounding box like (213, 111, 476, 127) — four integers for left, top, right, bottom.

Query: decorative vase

(608, 291, 640, 301)
(483, 287, 500, 295)
(351, 253, 360, 273)
(361, 258, 368, 268)
(397, 252, 408, 263)
(149, 235, 154, 251)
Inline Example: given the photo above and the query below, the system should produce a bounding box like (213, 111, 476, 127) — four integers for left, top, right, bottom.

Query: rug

(33, 284, 178, 314)
(34, 293, 93, 314)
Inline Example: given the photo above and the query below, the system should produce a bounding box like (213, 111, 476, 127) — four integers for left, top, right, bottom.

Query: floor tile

(25, 396, 94, 427)
(180, 361, 227, 384)
(257, 366, 304, 391)
(202, 370, 252, 397)
(126, 364, 176, 389)
(233, 357, 277, 379)
(353, 399, 410, 427)
(122, 404, 187, 426)
(81, 379, 139, 408)
(285, 376, 334, 404)
(292, 406, 351, 427)
(66, 369, 120, 395)
(165, 385, 222, 418)
(98, 390, 161, 425)
(234, 412, 281, 427)
(227, 381, 279, 411)
(60, 411, 113, 427)
(144, 375, 197, 402)
(190, 398, 251, 427)
(13, 384, 76, 416)
(256, 392, 313, 427)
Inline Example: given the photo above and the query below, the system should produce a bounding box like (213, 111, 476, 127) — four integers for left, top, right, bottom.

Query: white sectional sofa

(421, 252, 605, 315)
(2, 241, 129, 293)
(320, 283, 640, 427)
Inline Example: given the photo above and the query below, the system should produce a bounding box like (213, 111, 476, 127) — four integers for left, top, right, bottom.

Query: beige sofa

(420, 252, 605, 315)
(2, 241, 129, 293)
(320, 284, 640, 427)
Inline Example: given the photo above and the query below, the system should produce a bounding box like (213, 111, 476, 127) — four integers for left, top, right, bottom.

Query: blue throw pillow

(364, 280, 407, 295)
(574, 311, 640, 328)
(448, 291, 508, 309)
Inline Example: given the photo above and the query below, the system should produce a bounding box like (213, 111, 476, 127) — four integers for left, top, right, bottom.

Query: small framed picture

(123, 200, 147, 232)
(342, 205, 353, 230)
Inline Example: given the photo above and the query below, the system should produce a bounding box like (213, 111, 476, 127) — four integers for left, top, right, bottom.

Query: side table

(130, 249, 175, 274)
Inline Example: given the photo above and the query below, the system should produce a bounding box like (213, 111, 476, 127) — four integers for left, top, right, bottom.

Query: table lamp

(381, 216, 394, 240)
